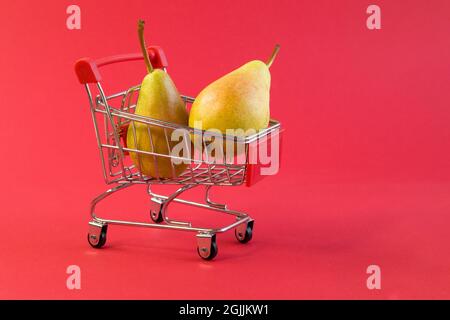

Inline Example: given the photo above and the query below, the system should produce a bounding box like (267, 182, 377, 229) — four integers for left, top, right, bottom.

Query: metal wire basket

(75, 46, 282, 260)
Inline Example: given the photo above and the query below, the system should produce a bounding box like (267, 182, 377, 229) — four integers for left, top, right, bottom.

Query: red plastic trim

(119, 123, 130, 155)
(246, 129, 283, 187)
(74, 58, 102, 84)
(75, 46, 168, 84)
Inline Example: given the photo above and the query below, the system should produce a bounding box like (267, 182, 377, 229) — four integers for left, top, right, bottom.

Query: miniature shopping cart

(75, 47, 282, 260)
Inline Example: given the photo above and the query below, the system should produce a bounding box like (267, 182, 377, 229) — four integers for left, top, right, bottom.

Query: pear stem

(266, 44, 281, 68)
(138, 19, 153, 74)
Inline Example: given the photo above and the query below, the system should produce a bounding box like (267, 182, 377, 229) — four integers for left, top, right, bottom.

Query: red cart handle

(75, 46, 168, 84)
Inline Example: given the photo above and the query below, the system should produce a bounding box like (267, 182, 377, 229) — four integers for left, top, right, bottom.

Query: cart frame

(76, 46, 281, 260)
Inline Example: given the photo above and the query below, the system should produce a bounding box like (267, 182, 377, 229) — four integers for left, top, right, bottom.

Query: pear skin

(127, 70, 189, 178)
(189, 46, 280, 161)
(189, 60, 271, 135)
(127, 20, 189, 179)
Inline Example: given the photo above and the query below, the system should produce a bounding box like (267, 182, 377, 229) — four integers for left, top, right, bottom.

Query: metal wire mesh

(88, 83, 279, 186)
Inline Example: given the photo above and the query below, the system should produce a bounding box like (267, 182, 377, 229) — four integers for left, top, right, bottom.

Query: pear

(127, 20, 188, 179)
(189, 45, 280, 138)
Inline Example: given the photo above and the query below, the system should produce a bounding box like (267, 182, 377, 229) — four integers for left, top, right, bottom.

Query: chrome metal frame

(82, 74, 280, 259)
(90, 183, 251, 234)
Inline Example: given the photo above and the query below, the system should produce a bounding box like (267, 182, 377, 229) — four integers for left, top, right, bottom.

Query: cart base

(88, 183, 254, 260)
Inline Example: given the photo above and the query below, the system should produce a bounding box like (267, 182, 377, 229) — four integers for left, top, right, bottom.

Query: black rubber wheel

(87, 225, 108, 248)
(197, 235, 218, 260)
(150, 207, 164, 223)
(235, 220, 254, 244)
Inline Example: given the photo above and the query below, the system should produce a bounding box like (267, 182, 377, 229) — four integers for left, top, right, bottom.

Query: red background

(0, 0, 449, 299)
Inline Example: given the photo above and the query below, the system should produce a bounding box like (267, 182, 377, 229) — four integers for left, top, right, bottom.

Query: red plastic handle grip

(75, 46, 168, 84)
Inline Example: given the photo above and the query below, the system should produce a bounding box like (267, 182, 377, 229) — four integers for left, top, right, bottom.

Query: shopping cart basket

(75, 47, 282, 260)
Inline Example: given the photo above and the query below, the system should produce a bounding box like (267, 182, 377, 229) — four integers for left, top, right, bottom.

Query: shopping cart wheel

(235, 220, 254, 244)
(87, 222, 108, 248)
(150, 197, 164, 223)
(196, 233, 218, 260)
(150, 208, 164, 223)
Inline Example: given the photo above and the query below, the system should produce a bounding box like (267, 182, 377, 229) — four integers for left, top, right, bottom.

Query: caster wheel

(150, 198, 164, 223)
(235, 220, 253, 244)
(150, 208, 164, 223)
(87, 223, 108, 248)
(197, 234, 218, 260)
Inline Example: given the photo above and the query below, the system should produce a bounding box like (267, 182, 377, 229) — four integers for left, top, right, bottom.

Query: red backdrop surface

(0, 0, 449, 299)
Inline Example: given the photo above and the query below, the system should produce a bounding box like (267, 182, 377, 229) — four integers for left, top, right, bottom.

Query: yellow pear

(127, 20, 188, 179)
(189, 45, 280, 137)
